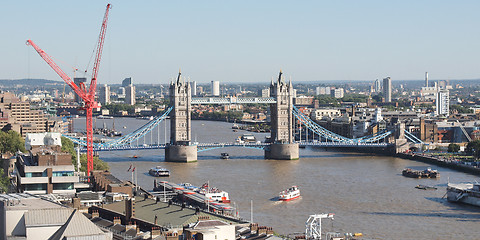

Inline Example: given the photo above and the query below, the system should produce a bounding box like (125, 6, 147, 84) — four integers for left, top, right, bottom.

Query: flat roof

(103, 198, 237, 227)
(0, 193, 65, 211)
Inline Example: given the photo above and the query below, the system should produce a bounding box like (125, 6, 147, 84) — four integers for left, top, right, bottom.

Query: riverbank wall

(396, 153, 480, 176)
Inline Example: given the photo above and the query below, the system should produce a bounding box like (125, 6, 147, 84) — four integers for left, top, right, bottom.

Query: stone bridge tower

(165, 70, 197, 162)
(265, 71, 299, 160)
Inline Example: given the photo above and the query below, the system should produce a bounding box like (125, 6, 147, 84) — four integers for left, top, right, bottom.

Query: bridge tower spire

(265, 70, 299, 160)
(165, 70, 197, 162)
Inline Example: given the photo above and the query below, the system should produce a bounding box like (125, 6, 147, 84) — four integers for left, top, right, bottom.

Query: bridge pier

(265, 143, 299, 160)
(165, 145, 197, 162)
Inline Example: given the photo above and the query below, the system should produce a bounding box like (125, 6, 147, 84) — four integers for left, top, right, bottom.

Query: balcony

(52, 176, 79, 183)
(20, 177, 48, 184)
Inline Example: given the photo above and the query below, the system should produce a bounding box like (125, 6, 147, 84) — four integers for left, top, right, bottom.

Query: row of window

(24, 183, 74, 191)
(25, 171, 74, 177)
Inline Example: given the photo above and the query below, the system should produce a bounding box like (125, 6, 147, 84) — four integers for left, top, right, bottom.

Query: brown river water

(75, 118, 480, 239)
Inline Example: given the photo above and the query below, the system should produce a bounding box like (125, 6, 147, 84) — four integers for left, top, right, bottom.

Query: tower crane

(27, 3, 112, 176)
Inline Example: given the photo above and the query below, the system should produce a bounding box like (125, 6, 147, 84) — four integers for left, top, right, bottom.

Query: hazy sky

(1, 1, 479, 84)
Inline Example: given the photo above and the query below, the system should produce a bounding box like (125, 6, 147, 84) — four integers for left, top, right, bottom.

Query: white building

(99, 84, 110, 105)
(374, 108, 383, 124)
(192, 81, 197, 96)
(425, 72, 429, 87)
(316, 86, 331, 95)
(211, 81, 220, 96)
(0, 193, 111, 240)
(374, 79, 381, 93)
(125, 84, 135, 105)
(436, 89, 449, 116)
(330, 88, 344, 98)
(184, 220, 235, 240)
(310, 109, 342, 121)
(261, 88, 270, 97)
(25, 133, 62, 150)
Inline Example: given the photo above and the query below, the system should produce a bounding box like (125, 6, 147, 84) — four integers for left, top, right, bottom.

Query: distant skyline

(1, 1, 479, 84)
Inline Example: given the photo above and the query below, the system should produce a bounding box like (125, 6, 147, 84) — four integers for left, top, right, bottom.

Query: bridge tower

(265, 71, 299, 160)
(165, 70, 197, 162)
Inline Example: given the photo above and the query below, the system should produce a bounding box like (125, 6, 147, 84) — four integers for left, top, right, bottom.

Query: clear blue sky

(1, 1, 479, 84)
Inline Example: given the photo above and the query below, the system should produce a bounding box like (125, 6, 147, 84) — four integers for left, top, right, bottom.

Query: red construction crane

(27, 3, 112, 176)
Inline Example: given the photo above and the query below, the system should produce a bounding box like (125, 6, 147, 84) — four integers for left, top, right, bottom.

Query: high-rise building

(261, 88, 270, 97)
(438, 80, 447, 89)
(374, 79, 381, 92)
(118, 87, 126, 96)
(382, 77, 392, 102)
(330, 88, 344, 98)
(73, 77, 87, 103)
(315, 86, 331, 95)
(211, 81, 220, 96)
(122, 77, 132, 87)
(98, 84, 110, 105)
(425, 72, 429, 87)
(125, 84, 135, 105)
(191, 81, 197, 96)
(436, 89, 449, 116)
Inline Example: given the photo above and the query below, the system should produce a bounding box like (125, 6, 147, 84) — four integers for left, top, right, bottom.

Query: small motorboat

(221, 153, 229, 159)
(149, 166, 170, 177)
(132, 155, 138, 158)
(415, 184, 437, 190)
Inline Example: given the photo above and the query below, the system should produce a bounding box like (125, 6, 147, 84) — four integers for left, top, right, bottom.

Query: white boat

(148, 166, 170, 177)
(197, 183, 230, 203)
(179, 182, 230, 203)
(279, 186, 300, 201)
(447, 183, 480, 207)
(241, 134, 256, 142)
(97, 115, 113, 119)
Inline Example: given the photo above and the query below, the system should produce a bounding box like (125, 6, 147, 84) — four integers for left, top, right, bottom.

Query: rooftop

(0, 193, 65, 211)
(103, 198, 237, 227)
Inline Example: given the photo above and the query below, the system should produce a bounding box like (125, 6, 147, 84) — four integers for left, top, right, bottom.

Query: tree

(450, 104, 473, 114)
(0, 130, 25, 155)
(0, 169, 9, 193)
(61, 137, 77, 168)
(447, 143, 460, 153)
(79, 154, 109, 173)
(466, 140, 480, 159)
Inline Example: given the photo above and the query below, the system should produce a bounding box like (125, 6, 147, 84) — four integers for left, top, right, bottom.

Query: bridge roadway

(191, 97, 276, 104)
(82, 141, 392, 152)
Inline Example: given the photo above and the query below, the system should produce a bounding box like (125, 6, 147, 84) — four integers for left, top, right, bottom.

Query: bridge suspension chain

(292, 106, 393, 144)
(64, 107, 173, 149)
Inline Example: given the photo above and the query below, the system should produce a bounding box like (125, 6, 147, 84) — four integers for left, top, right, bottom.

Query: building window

(52, 171, 74, 177)
(25, 172, 44, 177)
(24, 183, 47, 191)
(53, 183, 74, 190)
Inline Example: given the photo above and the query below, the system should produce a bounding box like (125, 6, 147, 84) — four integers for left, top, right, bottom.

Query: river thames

(75, 117, 480, 239)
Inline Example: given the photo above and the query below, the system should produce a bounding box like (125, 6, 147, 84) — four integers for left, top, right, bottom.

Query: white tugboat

(279, 186, 300, 201)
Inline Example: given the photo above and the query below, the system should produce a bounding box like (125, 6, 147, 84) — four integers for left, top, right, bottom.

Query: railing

(404, 130, 424, 144)
(192, 97, 276, 104)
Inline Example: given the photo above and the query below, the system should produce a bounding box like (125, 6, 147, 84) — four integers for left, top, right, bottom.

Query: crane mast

(27, 3, 112, 177)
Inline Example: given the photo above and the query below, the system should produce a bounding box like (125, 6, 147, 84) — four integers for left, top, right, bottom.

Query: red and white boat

(279, 186, 300, 201)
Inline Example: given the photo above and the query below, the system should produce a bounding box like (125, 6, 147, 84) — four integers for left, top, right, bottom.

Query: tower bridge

(67, 70, 407, 162)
